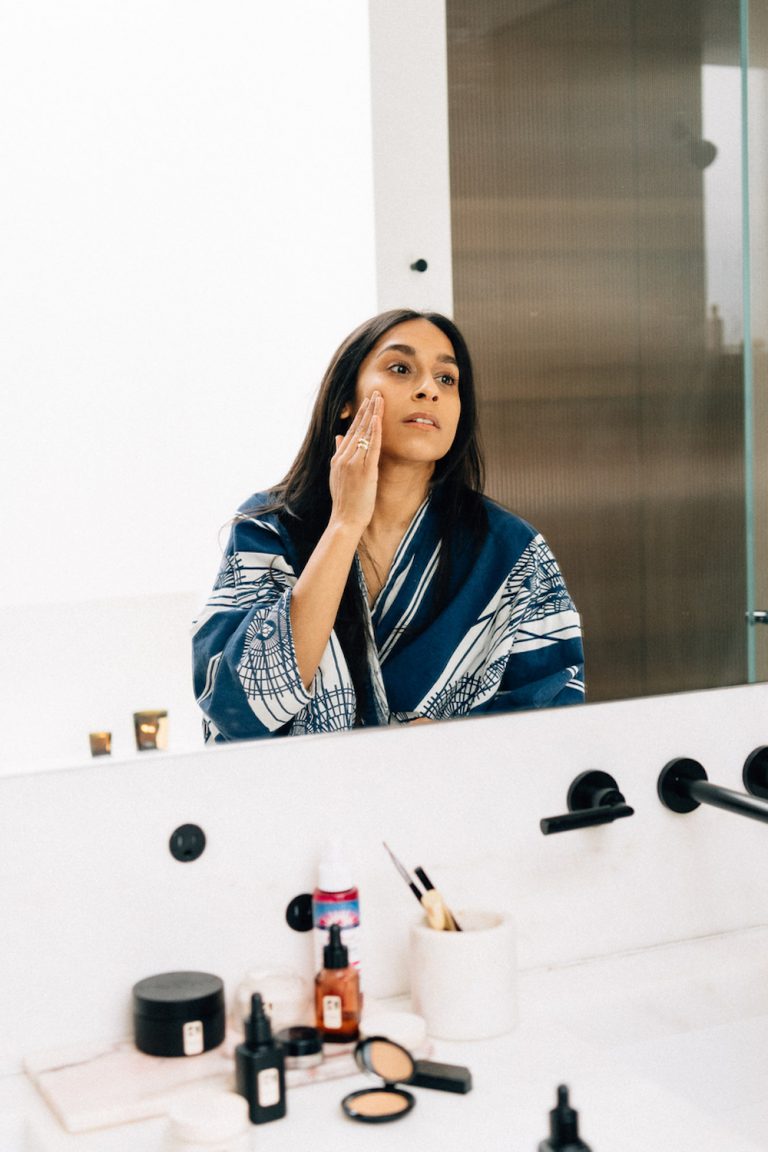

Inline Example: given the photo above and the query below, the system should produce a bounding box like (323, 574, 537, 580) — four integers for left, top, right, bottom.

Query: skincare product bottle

(235, 993, 286, 1124)
(538, 1085, 592, 1152)
(315, 923, 361, 1042)
(312, 839, 361, 977)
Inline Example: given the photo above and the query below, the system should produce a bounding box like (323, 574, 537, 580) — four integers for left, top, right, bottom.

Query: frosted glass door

(447, 0, 765, 701)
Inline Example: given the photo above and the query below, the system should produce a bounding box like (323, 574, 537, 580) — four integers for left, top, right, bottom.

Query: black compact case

(132, 971, 225, 1057)
(341, 1036, 472, 1124)
(409, 1057, 473, 1093)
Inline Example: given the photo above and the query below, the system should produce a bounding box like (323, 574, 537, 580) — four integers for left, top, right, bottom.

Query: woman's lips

(403, 414, 440, 429)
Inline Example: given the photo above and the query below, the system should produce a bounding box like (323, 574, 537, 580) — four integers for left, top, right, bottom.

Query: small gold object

(133, 710, 169, 751)
(357, 437, 370, 452)
(89, 731, 112, 757)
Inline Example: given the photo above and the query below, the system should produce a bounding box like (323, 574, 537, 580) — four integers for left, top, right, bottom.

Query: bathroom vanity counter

(3, 687, 768, 1150)
(10, 926, 768, 1152)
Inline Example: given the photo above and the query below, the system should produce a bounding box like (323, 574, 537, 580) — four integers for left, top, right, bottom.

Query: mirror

(2, 0, 766, 772)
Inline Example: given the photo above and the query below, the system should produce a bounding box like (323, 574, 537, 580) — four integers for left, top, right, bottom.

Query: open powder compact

(341, 1036, 472, 1124)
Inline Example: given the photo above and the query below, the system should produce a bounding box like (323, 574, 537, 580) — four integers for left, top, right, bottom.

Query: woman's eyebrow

(376, 342, 458, 367)
(375, 342, 416, 359)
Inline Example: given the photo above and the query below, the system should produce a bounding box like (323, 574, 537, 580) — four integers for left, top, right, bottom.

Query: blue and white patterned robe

(192, 494, 584, 741)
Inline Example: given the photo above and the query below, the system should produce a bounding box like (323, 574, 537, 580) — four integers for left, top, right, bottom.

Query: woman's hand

(289, 392, 382, 689)
(328, 391, 383, 534)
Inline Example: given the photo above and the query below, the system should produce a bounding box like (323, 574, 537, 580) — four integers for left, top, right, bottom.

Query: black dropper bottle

(538, 1085, 592, 1152)
(235, 992, 286, 1124)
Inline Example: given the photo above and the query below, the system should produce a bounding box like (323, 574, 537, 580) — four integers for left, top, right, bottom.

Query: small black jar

(133, 971, 225, 1057)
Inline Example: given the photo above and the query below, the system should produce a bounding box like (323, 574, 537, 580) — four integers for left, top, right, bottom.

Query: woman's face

(345, 319, 462, 468)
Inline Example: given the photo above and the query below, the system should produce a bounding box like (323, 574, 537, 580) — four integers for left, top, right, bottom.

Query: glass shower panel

(447, 0, 749, 702)
(745, 0, 768, 681)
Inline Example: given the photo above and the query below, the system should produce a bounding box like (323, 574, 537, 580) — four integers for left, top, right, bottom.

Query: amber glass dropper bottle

(315, 923, 361, 1042)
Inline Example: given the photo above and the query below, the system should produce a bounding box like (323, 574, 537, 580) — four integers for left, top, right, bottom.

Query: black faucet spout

(658, 758, 768, 825)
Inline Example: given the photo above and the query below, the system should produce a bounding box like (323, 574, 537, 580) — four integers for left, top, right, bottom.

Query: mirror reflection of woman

(193, 309, 584, 741)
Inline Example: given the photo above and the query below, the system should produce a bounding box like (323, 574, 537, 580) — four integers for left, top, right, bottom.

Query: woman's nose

(413, 375, 439, 400)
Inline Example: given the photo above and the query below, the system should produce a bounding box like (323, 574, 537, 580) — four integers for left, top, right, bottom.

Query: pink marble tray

(24, 1031, 369, 1133)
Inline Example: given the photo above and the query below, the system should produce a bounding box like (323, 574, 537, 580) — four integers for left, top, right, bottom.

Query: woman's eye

(389, 362, 410, 375)
(439, 373, 458, 386)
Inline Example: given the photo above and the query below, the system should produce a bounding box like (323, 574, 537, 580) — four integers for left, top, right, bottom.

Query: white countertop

(7, 927, 768, 1152)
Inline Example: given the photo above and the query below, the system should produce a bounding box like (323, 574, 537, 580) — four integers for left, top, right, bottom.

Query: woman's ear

(339, 402, 352, 419)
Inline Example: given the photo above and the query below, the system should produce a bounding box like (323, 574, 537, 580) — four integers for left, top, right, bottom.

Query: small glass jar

(232, 967, 312, 1035)
(274, 1025, 323, 1070)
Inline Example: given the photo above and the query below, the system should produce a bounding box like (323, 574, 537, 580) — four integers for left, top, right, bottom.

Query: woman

(193, 308, 584, 741)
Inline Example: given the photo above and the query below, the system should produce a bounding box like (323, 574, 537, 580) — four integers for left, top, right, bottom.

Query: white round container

(165, 1090, 250, 1152)
(408, 909, 518, 1040)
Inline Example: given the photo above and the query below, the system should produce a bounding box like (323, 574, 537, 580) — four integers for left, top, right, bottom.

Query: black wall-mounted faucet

(743, 745, 768, 799)
(540, 770, 634, 835)
(658, 756, 768, 825)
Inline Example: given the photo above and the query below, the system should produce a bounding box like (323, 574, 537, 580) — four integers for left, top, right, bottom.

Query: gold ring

(357, 437, 370, 452)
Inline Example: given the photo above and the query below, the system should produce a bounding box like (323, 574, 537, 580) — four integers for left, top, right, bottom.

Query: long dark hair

(248, 308, 488, 722)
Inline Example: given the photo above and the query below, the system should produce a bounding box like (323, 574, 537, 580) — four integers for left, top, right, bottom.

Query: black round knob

(410, 258, 428, 272)
(169, 823, 206, 862)
(285, 892, 314, 932)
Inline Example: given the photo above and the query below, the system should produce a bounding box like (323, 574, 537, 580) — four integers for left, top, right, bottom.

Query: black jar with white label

(133, 971, 225, 1057)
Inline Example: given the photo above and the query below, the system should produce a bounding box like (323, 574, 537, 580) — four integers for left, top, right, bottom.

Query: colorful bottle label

(313, 895, 361, 973)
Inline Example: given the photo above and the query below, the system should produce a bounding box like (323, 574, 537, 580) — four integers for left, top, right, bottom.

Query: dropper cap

(539, 1085, 592, 1152)
(323, 923, 349, 970)
(244, 993, 274, 1049)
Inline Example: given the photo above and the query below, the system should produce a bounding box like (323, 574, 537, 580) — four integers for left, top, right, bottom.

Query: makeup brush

(420, 888, 451, 931)
(415, 867, 462, 932)
(383, 842, 423, 906)
(383, 843, 449, 930)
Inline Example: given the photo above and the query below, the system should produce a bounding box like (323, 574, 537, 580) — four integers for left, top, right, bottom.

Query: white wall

(368, 0, 453, 315)
(0, 0, 459, 772)
(1, 683, 767, 1073)
(0, 1, 383, 769)
(0, 0, 378, 607)
(0, 592, 204, 769)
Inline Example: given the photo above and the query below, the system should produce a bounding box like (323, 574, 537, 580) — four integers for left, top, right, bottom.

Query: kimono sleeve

(484, 534, 585, 713)
(191, 514, 313, 741)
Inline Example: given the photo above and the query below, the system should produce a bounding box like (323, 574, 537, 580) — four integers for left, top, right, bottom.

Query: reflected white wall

(0, 1, 380, 768)
(0, 1, 377, 609)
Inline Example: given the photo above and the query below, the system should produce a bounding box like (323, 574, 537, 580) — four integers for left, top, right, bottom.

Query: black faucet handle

(567, 769, 627, 811)
(540, 803, 634, 835)
(540, 770, 635, 836)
